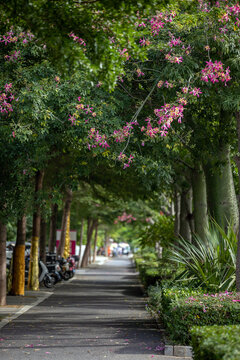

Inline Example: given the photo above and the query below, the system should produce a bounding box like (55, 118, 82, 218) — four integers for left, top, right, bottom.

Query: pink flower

(139, 38, 150, 46)
(157, 81, 164, 88)
(136, 68, 144, 77)
(68, 115, 76, 124)
(189, 87, 202, 97)
(173, 56, 183, 64)
(201, 60, 231, 85)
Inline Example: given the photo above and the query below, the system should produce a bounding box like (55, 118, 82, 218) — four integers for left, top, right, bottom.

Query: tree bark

(48, 203, 58, 253)
(88, 241, 92, 265)
(191, 164, 208, 240)
(40, 218, 47, 263)
(81, 218, 96, 268)
(174, 191, 181, 237)
(28, 170, 44, 291)
(63, 211, 70, 259)
(235, 112, 240, 291)
(105, 230, 109, 257)
(179, 188, 192, 242)
(92, 221, 98, 263)
(77, 218, 84, 268)
(57, 188, 72, 257)
(0, 221, 7, 306)
(204, 145, 238, 231)
(11, 215, 26, 296)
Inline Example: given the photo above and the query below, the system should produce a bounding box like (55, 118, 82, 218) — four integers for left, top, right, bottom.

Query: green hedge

(148, 286, 240, 345)
(191, 325, 240, 360)
(134, 255, 176, 288)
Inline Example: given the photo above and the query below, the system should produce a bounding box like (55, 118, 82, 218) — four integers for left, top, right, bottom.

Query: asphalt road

(0, 257, 166, 360)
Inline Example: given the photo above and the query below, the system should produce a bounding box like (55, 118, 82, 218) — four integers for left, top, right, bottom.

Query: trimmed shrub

(148, 286, 240, 345)
(191, 325, 240, 360)
(135, 254, 177, 288)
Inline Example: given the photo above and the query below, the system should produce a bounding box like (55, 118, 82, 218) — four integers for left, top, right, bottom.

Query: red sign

(56, 230, 77, 256)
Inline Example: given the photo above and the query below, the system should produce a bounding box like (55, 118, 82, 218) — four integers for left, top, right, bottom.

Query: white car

(6, 242, 15, 267)
(6, 242, 32, 267)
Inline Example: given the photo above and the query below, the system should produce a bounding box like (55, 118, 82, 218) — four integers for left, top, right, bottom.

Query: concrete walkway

(0, 257, 187, 360)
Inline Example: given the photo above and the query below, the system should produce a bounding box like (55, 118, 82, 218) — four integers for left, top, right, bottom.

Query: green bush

(148, 285, 240, 345)
(148, 285, 202, 314)
(139, 267, 160, 288)
(136, 260, 159, 288)
(138, 214, 174, 249)
(191, 325, 240, 360)
(134, 254, 177, 288)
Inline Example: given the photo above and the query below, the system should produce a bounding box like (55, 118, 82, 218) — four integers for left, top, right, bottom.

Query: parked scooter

(45, 253, 75, 282)
(25, 256, 54, 288)
(58, 257, 71, 280)
(67, 257, 76, 279)
(45, 253, 62, 285)
(55, 257, 75, 280)
(46, 262, 62, 285)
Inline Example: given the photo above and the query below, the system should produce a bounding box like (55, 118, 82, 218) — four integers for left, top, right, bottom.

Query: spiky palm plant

(168, 221, 237, 291)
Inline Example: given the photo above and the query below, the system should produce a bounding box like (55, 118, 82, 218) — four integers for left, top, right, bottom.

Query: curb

(164, 345, 192, 358)
(158, 357, 192, 360)
(0, 291, 52, 330)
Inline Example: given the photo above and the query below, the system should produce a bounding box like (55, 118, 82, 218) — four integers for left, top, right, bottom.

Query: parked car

(25, 242, 31, 256)
(6, 242, 15, 267)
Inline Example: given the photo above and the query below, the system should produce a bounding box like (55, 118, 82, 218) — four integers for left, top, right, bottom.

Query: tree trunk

(92, 221, 98, 263)
(192, 164, 208, 240)
(57, 188, 72, 257)
(105, 231, 110, 257)
(81, 218, 96, 268)
(0, 221, 7, 306)
(48, 203, 58, 253)
(28, 170, 44, 291)
(77, 218, 84, 268)
(88, 242, 92, 265)
(204, 145, 238, 231)
(235, 112, 240, 291)
(174, 191, 181, 237)
(40, 218, 47, 263)
(179, 188, 192, 242)
(63, 211, 70, 259)
(11, 215, 26, 296)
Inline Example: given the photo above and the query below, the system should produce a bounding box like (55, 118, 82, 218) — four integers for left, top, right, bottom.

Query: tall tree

(11, 215, 27, 296)
(0, 221, 7, 306)
(28, 170, 45, 291)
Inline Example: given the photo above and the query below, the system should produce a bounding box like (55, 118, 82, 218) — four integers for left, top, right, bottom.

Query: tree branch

(173, 131, 194, 153)
(73, 0, 100, 4)
(121, 78, 160, 154)
(176, 157, 194, 171)
(118, 82, 139, 100)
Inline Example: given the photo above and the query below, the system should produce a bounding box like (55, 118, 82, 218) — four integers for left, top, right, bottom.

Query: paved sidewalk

(0, 255, 108, 324)
(0, 257, 190, 360)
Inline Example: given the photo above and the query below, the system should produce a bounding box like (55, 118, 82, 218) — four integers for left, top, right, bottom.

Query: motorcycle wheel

(63, 272, 70, 280)
(44, 275, 54, 288)
(50, 273, 58, 285)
